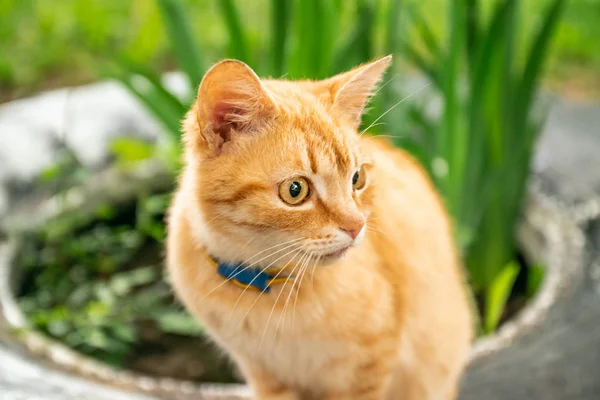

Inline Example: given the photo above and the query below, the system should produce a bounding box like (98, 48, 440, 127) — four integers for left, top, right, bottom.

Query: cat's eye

(352, 166, 367, 190)
(279, 177, 310, 205)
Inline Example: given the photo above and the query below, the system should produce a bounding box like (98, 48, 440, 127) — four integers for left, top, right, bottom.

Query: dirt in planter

(126, 321, 241, 383)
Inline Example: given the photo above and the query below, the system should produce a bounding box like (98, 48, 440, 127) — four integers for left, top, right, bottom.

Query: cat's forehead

(259, 80, 363, 173)
(266, 121, 359, 180)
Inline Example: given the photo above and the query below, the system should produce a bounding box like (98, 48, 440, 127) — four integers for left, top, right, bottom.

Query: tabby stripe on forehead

(205, 183, 269, 205)
(330, 137, 351, 166)
(307, 146, 319, 174)
(308, 131, 351, 171)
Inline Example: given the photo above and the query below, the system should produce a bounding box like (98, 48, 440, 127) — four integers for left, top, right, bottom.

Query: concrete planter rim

(0, 164, 585, 400)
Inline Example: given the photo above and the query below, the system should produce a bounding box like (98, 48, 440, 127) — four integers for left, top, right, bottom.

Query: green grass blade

(288, 0, 313, 78)
(500, 0, 518, 156)
(356, 0, 375, 62)
(407, 105, 436, 157)
(440, 0, 466, 219)
(402, 41, 441, 88)
(271, 0, 291, 77)
(155, 0, 205, 88)
(317, 0, 336, 78)
(466, 0, 480, 66)
(117, 58, 189, 112)
(516, 0, 565, 146)
(332, 3, 374, 74)
(219, 0, 250, 63)
(385, 0, 404, 55)
(113, 70, 185, 139)
(409, 5, 440, 59)
(484, 261, 519, 333)
(462, 0, 512, 236)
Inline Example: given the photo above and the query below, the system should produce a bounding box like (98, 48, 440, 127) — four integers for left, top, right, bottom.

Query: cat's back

(359, 136, 473, 398)
(360, 135, 454, 248)
(360, 134, 466, 293)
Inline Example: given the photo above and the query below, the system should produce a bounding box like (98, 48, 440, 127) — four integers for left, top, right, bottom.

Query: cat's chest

(209, 294, 352, 385)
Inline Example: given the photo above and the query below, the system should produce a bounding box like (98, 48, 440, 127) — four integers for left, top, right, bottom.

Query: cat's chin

(311, 246, 351, 266)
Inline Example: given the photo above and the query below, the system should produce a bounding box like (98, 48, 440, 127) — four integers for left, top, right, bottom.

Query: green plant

(18, 191, 202, 366)
(112, 0, 405, 146)
(401, 0, 565, 332)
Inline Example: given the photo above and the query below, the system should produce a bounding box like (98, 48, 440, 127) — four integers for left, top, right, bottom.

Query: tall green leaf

(156, 0, 205, 87)
(516, 0, 565, 150)
(484, 261, 520, 333)
(385, 0, 404, 56)
(271, 0, 291, 77)
(113, 71, 185, 139)
(219, 0, 250, 63)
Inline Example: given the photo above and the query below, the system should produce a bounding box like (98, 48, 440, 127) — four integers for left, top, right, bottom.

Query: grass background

(0, 0, 599, 102)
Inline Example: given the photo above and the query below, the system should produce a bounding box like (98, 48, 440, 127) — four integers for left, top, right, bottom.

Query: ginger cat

(167, 56, 473, 400)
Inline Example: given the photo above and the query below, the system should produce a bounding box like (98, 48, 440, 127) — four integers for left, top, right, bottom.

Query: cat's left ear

(195, 59, 277, 154)
(324, 55, 392, 128)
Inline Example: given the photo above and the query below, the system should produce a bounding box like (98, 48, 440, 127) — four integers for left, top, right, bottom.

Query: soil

(127, 321, 241, 383)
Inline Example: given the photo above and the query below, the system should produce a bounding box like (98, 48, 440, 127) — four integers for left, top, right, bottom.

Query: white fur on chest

(200, 287, 357, 389)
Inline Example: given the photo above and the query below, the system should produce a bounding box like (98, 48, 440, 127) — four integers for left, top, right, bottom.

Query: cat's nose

(340, 220, 365, 240)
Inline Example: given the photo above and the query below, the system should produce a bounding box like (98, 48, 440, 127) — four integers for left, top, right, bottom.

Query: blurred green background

(1, 0, 599, 103)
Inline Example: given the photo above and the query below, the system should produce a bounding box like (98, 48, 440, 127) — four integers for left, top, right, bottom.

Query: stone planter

(0, 162, 586, 399)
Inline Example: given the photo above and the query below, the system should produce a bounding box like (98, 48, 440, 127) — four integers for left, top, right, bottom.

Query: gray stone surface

(534, 97, 600, 205)
(459, 220, 600, 399)
(0, 80, 599, 399)
(0, 73, 190, 219)
(0, 340, 156, 400)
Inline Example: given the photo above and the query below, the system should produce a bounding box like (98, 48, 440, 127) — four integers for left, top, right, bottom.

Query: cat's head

(182, 56, 391, 268)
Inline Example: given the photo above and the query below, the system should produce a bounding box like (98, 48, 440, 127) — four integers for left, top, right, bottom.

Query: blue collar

(201, 248, 293, 293)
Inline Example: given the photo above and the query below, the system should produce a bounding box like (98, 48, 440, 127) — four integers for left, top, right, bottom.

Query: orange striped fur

(166, 56, 473, 399)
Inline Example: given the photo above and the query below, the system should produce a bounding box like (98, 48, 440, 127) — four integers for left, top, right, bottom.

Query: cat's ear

(325, 55, 392, 128)
(195, 59, 276, 154)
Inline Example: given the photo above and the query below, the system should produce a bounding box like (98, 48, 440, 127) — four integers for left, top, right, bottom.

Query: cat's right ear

(193, 60, 276, 154)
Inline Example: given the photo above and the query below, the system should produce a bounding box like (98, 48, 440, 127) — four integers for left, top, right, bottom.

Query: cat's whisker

(310, 253, 322, 293)
(372, 134, 402, 139)
(197, 239, 305, 304)
(258, 252, 308, 350)
(359, 82, 432, 136)
(362, 122, 387, 132)
(367, 226, 394, 241)
(236, 246, 307, 329)
(280, 250, 313, 337)
(228, 243, 306, 322)
(372, 72, 402, 99)
(352, 71, 403, 127)
(310, 254, 325, 317)
(289, 254, 310, 335)
(366, 215, 392, 227)
(241, 237, 305, 264)
(292, 253, 315, 335)
(282, 248, 314, 334)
